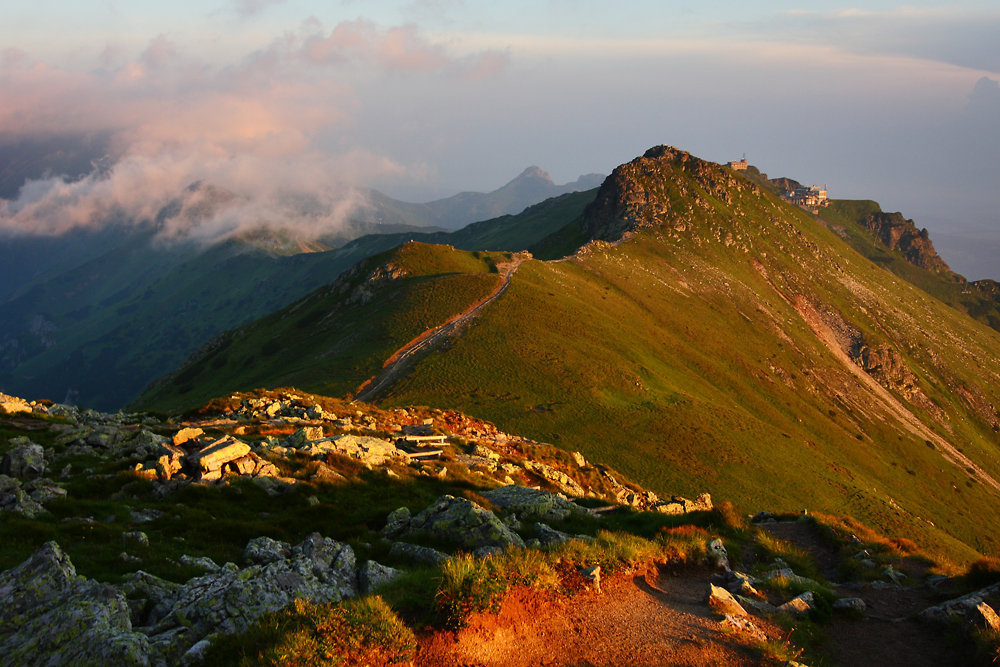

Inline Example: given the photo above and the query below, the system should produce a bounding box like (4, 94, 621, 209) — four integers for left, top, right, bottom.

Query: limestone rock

(23, 478, 67, 504)
(707, 583, 747, 616)
(721, 614, 766, 641)
(388, 542, 449, 566)
(0, 475, 47, 518)
(358, 560, 402, 594)
(285, 426, 325, 449)
(2, 438, 46, 479)
(394, 495, 525, 551)
(0, 542, 150, 667)
(179, 555, 221, 573)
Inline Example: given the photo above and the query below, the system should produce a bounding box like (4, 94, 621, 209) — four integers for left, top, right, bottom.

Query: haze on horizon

(1, 0, 997, 278)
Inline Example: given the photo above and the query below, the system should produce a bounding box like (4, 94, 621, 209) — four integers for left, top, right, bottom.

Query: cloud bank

(0, 19, 508, 242)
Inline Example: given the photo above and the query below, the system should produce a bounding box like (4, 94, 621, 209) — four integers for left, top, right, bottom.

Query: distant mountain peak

(513, 166, 553, 183)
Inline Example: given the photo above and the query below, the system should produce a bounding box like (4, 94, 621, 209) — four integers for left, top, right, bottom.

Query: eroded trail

(354, 258, 524, 403)
(761, 521, 965, 667)
(417, 566, 775, 667)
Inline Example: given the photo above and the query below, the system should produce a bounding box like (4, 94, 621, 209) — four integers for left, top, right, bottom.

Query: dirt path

(761, 522, 966, 667)
(354, 258, 525, 403)
(417, 566, 782, 667)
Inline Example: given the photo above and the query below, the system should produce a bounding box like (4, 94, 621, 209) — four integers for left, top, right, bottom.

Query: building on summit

(787, 185, 828, 208)
(728, 154, 748, 171)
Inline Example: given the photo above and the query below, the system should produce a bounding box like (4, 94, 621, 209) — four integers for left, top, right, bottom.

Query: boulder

(0, 393, 31, 415)
(23, 478, 67, 504)
(965, 601, 1000, 633)
(358, 560, 402, 594)
(707, 583, 747, 616)
(143, 533, 356, 663)
(777, 591, 816, 616)
(285, 427, 325, 449)
(480, 485, 589, 521)
(306, 435, 401, 466)
(833, 597, 867, 613)
(243, 536, 292, 565)
(522, 460, 586, 497)
(381, 507, 412, 539)
(188, 436, 251, 477)
(0, 542, 150, 667)
(707, 538, 730, 571)
(179, 555, 221, 573)
(2, 438, 46, 479)
(388, 542, 450, 566)
(0, 475, 47, 518)
(172, 428, 204, 447)
(534, 522, 574, 546)
(394, 495, 525, 551)
(750, 511, 775, 523)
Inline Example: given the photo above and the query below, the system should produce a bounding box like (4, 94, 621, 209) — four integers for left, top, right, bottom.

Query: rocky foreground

(2, 390, 998, 667)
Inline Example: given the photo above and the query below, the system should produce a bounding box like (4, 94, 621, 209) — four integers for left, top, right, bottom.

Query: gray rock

(388, 542, 450, 566)
(396, 495, 524, 551)
(920, 581, 1000, 625)
(480, 485, 589, 520)
(778, 591, 816, 616)
(965, 601, 1000, 633)
(720, 613, 766, 641)
(2, 438, 46, 479)
(179, 555, 221, 573)
(751, 511, 775, 523)
(522, 461, 586, 496)
(0, 542, 150, 667)
(833, 597, 867, 613)
(737, 595, 777, 614)
(145, 533, 356, 663)
(122, 532, 149, 548)
(707, 583, 747, 616)
(243, 536, 292, 565)
(708, 538, 730, 572)
(358, 560, 402, 594)
(534, 522, 574, 546)
(883, 565, 907, 585)
(381, 507, 412, 539)
(0, 476, 47, 518)
(925, 574, 951, 591)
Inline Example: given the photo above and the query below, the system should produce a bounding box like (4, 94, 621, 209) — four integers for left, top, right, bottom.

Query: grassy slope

(135, 153, 1000, 563)
(134, 244, 508, 412)
(376, 163, 1000, 563)
(821, 200, 1000, 332)
(1, 190, 596, 411)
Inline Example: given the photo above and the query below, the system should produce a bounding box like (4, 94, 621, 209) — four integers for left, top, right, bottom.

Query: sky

(1, 1, 998, 276)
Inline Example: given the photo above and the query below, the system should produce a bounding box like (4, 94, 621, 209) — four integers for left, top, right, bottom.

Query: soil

(416, 564, 786, 667)
(415, 524, 972, 667)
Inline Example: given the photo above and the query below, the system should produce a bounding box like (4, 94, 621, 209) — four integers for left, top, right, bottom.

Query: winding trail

(353, 257, 525, 403)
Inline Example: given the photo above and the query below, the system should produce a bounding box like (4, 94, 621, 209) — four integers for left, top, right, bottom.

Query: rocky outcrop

(480, 485, 590, 522)
(858, 211, 953, 274)
(2, 437, 46, 479)
(0, 534, 359, 667)
(0, 542, 150, 667)
(386, 495, 525, 551)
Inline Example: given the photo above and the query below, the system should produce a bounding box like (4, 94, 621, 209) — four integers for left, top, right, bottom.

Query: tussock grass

(201, 596, 416, 667)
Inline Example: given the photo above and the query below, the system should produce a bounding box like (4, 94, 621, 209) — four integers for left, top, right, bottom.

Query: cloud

(0, 19, 503, 242)
(233, 0, 286, 18)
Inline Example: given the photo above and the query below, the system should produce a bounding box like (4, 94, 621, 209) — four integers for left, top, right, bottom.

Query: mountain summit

(139, 144, 1000, 565)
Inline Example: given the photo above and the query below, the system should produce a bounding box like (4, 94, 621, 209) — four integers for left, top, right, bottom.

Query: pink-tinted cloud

(0, 19, 503, 241)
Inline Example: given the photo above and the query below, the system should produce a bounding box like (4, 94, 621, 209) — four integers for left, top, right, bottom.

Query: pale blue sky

(2, 1, 998, 276)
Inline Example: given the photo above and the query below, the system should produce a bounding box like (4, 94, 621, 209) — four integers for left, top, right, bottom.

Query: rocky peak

(512, 166, 554, 184)
(581, 144, 755, 244)
(859, 211, 954, 275)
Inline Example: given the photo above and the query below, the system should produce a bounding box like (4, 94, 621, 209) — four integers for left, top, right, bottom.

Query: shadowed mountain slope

(137, 145, 1000, 564)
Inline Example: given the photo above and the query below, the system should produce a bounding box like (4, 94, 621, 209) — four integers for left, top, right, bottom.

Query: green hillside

(136, 146, 1000, 564)
(0, 189, 596, 411)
